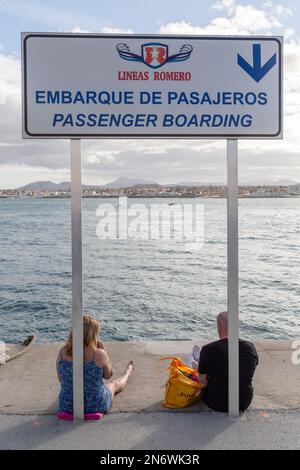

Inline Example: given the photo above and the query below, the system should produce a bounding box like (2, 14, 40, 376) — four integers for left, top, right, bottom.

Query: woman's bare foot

(126, 361, 134, 376)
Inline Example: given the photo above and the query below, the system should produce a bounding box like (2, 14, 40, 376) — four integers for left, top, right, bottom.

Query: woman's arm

(95, 348, 113, 380)
(103, 354, 113, 380)
(56, 350, 62, 382)
(97, 339, 105, 350)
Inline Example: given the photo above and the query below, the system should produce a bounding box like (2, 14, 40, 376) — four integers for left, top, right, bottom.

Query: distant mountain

(17, 181, 62, 191)
(101, 177, 157, 189)
(248, 179, 300, 186)
(171, 179, 300, 187)
(56, 181, 71, 190)
(168, 181, 224, 187)
(18, 177, 157, 191)
(17, 177, 300, 191)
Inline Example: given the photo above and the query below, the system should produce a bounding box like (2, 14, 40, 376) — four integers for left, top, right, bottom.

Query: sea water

(0, 197, 299, 343)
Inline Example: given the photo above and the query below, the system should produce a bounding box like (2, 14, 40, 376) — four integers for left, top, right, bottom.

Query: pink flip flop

(57, 411, 104, 421)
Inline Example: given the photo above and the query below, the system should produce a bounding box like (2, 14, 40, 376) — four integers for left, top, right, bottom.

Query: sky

(0, 0, 300, 188)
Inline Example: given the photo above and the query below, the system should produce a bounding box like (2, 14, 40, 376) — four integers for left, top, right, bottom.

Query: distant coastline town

(1, 177, 300, 198)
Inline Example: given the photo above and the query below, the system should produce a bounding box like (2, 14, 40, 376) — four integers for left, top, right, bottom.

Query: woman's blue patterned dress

(58, 349, 113, 414)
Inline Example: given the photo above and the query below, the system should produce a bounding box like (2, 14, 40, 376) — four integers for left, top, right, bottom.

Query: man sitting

(197, 311, 259, 412)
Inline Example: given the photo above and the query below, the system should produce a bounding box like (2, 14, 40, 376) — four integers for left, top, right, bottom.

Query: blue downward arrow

(237, 44, 276, 83)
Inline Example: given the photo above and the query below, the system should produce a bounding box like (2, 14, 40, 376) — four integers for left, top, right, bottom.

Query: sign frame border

(22, 33, 283, 140)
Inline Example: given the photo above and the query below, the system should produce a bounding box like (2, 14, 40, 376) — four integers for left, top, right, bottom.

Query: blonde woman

(56, 314, 134, 415)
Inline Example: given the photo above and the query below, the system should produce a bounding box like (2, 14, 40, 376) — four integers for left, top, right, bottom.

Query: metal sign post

(227, 139, 240, 417)
(71, 139, 84, 420)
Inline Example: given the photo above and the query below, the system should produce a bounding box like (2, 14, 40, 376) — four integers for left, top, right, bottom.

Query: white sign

(22, 33, 282, 139)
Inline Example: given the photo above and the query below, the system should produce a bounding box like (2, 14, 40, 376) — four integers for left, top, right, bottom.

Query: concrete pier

(0, 340, 299, 450)
(0, 340, 299, 415)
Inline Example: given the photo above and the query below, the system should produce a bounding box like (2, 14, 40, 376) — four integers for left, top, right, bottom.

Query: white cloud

(262, 1, 293, 19)
(0, 52, 20, 104)
(69, 26, 134, 34)
(101, 27, 134, 34)
(69, 26, 91, 34)
(212, 0, 236, 14)
(159, 1, 289, 36)
(212, 0, 293, 22)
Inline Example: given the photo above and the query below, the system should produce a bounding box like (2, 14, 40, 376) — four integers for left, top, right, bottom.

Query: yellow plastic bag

(161, 357, 204, 409)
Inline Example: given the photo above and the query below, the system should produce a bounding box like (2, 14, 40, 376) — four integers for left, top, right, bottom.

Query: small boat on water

(1, 334, 37, 364)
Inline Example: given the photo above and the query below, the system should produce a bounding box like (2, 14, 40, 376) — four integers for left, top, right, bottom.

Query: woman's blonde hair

(64, 314, 100, 357)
